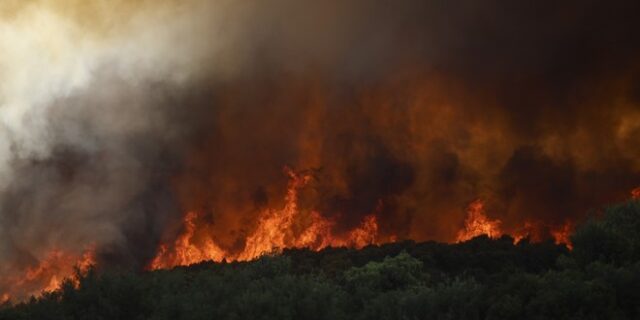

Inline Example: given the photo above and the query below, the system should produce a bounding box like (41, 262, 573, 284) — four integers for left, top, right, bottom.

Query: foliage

(2, 200, 639, 320)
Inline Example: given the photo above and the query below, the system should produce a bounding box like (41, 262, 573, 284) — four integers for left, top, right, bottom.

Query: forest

(1, 199, 639, 320)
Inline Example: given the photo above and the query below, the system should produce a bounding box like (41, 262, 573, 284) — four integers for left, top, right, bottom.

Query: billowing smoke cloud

(1, 0, 640, 296)
(0, 0, 243, 293)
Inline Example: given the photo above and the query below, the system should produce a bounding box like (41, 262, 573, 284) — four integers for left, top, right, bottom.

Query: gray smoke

(1, 0, 639, 297)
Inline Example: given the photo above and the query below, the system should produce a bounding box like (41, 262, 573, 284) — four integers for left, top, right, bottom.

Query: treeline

(2, 200, 640, 319)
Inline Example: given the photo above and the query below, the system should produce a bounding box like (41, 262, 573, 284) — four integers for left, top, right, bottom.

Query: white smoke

(0, 0, 238, 185)
(0, 0, 242, 288)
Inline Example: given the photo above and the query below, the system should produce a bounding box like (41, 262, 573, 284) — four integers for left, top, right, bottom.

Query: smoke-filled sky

(1, 0, 640, 289)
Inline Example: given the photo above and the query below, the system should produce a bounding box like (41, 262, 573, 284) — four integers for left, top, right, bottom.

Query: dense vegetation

(2, 200, 640, 320)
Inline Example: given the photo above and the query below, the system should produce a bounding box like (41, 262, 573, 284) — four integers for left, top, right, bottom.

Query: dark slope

(2, 200, 640, 320)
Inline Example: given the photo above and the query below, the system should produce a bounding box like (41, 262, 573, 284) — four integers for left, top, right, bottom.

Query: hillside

(2, 200, 640, 320)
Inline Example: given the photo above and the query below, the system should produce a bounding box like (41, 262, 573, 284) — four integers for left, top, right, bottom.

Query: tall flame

(455, 200, 573, 248)
(149, 212, 226, 269)
(550, 222, 573, 249)
(632, 187, 640, 200)
(150, 168, 382, 269)
(237, 168, 317, 260)
(1, 248, 95, 302)
(456, 200, 502, 242)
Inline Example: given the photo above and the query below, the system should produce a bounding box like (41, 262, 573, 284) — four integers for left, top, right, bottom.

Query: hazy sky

(1, 0, 639, 296)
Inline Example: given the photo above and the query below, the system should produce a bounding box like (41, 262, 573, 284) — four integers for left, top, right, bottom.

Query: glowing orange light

(1, 247, 95, 301)
(150, 167, 382, 269)
(631, 187, 640, 200)
(456, 199, 502, 242)
(551, 222, 573, 249)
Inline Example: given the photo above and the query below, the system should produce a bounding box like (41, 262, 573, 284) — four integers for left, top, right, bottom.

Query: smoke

(1, 0, 640, 295)
(0, 0, 240, 283)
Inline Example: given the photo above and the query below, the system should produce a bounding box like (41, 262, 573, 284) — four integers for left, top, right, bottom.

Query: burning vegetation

(0, 0, 639, 305)
(150, 167, 385, 269)
(632, 187, 640, 200)
(455, 200, 502, 242)
(3, 198, 640, 319)
(0, 249, 94, 303)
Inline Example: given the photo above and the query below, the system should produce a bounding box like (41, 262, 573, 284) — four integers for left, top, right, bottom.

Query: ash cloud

(1, 0, 640, 286)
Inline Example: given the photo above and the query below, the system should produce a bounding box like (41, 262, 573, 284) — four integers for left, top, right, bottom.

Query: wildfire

(149, 211, 226, 269)
(237, 168, 318, 261)
(455, 200, 574, 249)
(339, 213, 380, 249)
(155, 171, 590, 271)
(511, 221, 537, 243)
(1, 248, 95, 302)
(456, 200, 502, 242)
(632, 187, 640, 200)
(551, 222, 573, 249)
(150, 168, 382, 269)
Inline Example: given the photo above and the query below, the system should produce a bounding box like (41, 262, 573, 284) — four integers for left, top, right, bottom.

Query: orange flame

(631, 187, 640, 200)
(237, 168, 317, 260)
(149, 211, 226, 269)
(511, 221, 537, 243)
(1, 248, 95, 302)
(150, 168, 382, 269)
(341, 214, 380, 249)
(550, 222, 573, 249)
(456, 199, 502, 242)
(454, 201, 574, 249)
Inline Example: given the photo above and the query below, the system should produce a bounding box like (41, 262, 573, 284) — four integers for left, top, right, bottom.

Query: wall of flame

(1, 0, 639, 300)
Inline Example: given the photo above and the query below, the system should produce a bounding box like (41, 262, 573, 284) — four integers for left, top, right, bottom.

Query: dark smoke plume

(1, 0, 639, 296)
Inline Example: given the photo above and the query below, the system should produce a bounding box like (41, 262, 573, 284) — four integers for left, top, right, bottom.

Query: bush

(572, 200, 640, 265)
(2, 200, 640, 319)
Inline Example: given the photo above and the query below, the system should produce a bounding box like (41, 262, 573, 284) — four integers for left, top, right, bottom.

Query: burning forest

(1, 1, 640, 316)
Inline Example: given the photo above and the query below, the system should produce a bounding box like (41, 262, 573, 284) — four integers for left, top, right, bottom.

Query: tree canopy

(2, 200, 639, 320)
